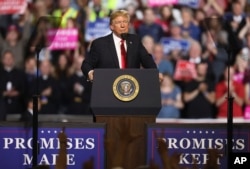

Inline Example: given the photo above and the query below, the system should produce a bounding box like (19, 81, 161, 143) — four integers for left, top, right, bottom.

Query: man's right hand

(88, 70, 94, 82)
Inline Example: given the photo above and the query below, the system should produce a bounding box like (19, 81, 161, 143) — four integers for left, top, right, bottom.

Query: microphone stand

(226, 48, 234, 169)
(28, 16, 61, 168)
(32, 46, 42, 168)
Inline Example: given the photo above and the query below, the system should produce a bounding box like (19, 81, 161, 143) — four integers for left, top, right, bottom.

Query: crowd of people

(1, 0, 250, 120)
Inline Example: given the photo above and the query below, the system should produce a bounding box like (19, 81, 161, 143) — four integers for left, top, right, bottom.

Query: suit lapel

(107, 34, 120, 68)
(126, 36, 133, 68)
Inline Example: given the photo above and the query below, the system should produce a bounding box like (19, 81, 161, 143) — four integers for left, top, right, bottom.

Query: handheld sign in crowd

(85, 18, 111, 42)
(47, 28, 79, 50)
(160, 37, 191, 55)
(173, 60, 197, 81)
(0, 0, 27, 14)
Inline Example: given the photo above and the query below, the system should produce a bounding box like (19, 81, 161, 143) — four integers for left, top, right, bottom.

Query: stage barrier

(0, 117, 250, 169)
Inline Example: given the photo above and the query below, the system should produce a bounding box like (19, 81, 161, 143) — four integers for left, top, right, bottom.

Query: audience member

(152, 43, 174, 75)
(183, 61, 216, 118)
(54, 53, 73, 114)
(180, 7, 202, 41)
(137, 8, 164, 42)
(19, 97, 41, 127)
(156, 5, 174, 36)
(33, 0, 50, 19)
(200, 0, 227, 17)
(233, 49, 249, 84)
(242, 32, 250, 56)
(243, 65, 250, 117)
(86, 0, 109, 22)
(193, 8, 206, 30)
(29, 59, 60, 114)
(168, 20, 184, 40)
(52, 0, 79, 28)
(215, 66, 244, 118)
(167, 21, 187, 69)
(201, 15, 228, 83)
(24, 56, 37, 88)
(187, 40, 203, 64)
(238, 14, 250, 40)
(0, 23, 31, 69)
(125, 2, 141, 34)
(154, 131, 181, 169)
(55, 127, 67, 169)
(67, 56, 91, 115)
(223, 0, 247, 63)
(157, 73, 183, 118)
(0, 50, 28, 119)
(75, 0, 88, 35)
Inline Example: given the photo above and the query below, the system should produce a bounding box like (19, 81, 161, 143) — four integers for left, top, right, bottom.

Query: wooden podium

(91, 69, 161, 169)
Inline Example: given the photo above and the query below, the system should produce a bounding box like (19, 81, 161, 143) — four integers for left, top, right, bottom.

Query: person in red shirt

(215, 66, 244, 118)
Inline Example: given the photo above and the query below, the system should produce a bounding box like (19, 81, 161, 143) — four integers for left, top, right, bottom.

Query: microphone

(121, 33, 129, 40)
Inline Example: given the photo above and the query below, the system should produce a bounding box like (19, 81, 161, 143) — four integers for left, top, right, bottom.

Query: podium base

(95, 115, 155, 169)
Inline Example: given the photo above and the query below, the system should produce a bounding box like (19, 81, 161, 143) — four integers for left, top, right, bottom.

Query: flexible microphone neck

(121, 33, 128, 40)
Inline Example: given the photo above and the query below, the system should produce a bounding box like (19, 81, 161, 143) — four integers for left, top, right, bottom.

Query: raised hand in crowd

(154, 129, 181, 169)
(55, 127, 67, 169)
(203, 149, 222, 169)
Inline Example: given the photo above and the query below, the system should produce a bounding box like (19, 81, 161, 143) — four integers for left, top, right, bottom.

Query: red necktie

(120, 40, 127, 69)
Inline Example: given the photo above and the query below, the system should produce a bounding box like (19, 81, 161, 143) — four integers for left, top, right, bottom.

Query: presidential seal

(113, 74, 139, 102)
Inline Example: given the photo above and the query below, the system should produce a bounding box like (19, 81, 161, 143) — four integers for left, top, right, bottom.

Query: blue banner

(147, 123, 250, 169)
(85, 18, 111, 42)
(0, 123, 105, 169)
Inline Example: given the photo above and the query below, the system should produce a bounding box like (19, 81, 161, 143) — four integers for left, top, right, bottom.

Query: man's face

(144, 9, 155, 25)
(59, 0, 70, 9)
(233, 3, 243, 16)
(2, 52, 15, 68)
(197, 63, 207, 77)
(40, 60, 51, 76)
(110, 16, 129, 37)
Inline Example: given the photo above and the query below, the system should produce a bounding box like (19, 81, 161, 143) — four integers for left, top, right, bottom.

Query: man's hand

(198, 83, 208, 92)
(159, 73, 163, 83)
(41, 87, 52, 96)
(88, 70, 94, 82)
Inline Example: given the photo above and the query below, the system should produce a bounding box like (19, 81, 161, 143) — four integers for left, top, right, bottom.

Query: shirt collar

(113, 33, 124, 44)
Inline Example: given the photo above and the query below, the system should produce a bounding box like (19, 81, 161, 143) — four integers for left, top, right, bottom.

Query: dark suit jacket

(81, 33, 157, 77)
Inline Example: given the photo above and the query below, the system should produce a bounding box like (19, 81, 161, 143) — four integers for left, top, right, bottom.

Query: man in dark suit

(81, 9, 161, 81)
(81, 10, 162, 169)
(0, 50, 28, 120)
(67, 56, 92, 115)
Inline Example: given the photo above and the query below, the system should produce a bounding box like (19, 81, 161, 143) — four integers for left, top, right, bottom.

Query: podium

(91, 69, 161, 169)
